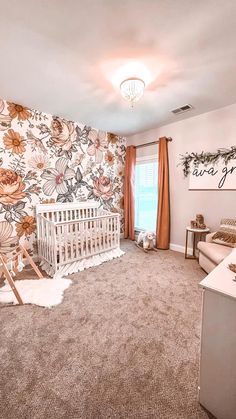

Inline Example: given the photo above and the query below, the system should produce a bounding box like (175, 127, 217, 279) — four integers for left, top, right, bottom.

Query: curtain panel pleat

(156, 137, 170, 249)
(124, 146, 136, 240)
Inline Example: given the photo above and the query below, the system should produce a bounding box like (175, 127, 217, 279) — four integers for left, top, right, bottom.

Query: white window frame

(136, 154, 157, 164)
(134, 154, 158, 232)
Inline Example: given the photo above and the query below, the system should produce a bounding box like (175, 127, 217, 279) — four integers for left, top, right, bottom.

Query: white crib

(36, 201, 123, 277)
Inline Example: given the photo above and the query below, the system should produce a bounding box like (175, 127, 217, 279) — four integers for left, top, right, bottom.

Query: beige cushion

(212, 218, 236, 248)
(212, 237, 236, 248)
(197, 241, 232, 265)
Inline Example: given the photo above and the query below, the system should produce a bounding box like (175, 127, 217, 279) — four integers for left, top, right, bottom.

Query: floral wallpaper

(0, 99, 126, 256)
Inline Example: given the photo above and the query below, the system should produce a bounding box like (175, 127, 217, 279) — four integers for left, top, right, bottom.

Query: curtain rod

(135, 137, 172, 149)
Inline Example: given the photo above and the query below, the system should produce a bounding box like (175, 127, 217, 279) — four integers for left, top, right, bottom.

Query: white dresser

(199, 248, 236, 419)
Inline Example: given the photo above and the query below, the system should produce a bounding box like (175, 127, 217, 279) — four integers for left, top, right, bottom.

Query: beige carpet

(0, 240, 214, 419)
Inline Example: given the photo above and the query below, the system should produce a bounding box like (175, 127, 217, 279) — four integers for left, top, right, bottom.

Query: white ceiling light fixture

(120, 77, 145, 108)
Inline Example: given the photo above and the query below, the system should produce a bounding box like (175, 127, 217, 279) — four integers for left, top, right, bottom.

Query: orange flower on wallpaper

(0, 168, 26, 205)
(3, 129, 26, 154)
(107, 133, 118, 144)
(105, 150, 115, 166)
(7, 102, 31, 121)
(16, 216, 36, 237)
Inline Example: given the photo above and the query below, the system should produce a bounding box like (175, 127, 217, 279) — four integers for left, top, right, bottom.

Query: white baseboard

(170, 243, 193, 255)
(120, 236, 193, 255)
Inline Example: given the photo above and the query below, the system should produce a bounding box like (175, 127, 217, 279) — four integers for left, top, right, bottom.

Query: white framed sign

(189, 159, 236, 190)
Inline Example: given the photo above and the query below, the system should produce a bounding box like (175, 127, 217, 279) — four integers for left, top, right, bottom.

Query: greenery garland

(179, 146, 236, 177)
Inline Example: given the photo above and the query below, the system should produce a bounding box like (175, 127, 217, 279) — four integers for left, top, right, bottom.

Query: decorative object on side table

(185, 225, 210, 260)
(190, 214, 206, 230)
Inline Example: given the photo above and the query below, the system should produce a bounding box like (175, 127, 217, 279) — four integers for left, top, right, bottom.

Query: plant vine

(179, 146, 236, 177)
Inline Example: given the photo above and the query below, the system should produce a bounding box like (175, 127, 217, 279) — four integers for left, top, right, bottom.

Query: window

(135, 158, 158, 232)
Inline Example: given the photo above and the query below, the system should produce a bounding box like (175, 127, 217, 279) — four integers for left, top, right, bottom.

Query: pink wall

(128, 103, 236, 249)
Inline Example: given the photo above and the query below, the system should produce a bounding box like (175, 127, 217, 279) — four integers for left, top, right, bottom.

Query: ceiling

(0, 0, 236, 136)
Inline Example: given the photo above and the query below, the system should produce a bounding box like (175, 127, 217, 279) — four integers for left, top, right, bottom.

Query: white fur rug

(0, 278, 72, 307)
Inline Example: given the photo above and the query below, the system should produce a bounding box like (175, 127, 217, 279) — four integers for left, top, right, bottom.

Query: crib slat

(79, 220, 83, 257)
(102, 218, 106, 250)
(45, 220, 48, 262)
(37, 216, 41, 258)
(50, 222, 53, 264)
(58, 225, 63, 265)
(98, 218, 102, 252)
(75, 221, 79, 259)
(53, 223, 57, 272)
(50, 222, 52, 263)
(85, 221, 89, 255)
(92, 221, 94, 254)
(68, 223, 71, 260)
(111, 217, 113, 247)
(41, 217, 45, 260)
(107, 217, 110, 249)
(106, 217, 109, 249)
(48, 222, 51, 263)
(46, 221, 49, 262)
(115, 216, 118, 246)
(94, 219, 98, 254)
(64, 224, 68, 263)
(114, 217, 116, 246)
(108, 217, 111, 248)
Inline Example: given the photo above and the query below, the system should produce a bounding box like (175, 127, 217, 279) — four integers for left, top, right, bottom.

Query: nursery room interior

(0, 1, 236, 418)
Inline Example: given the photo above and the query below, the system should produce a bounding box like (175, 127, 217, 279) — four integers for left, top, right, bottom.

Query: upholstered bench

(197, 219, 236, 274)
(198, 234, 232, 273)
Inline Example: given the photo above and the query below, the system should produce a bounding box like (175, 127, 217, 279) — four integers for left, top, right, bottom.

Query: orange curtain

(124, 146, 136, 240)
(156, 137, 170, 249)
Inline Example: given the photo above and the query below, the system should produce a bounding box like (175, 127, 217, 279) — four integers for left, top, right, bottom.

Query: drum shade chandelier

(120, 77, 145, 107)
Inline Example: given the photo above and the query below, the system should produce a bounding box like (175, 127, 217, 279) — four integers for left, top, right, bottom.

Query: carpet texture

(0, 240, 214, 419)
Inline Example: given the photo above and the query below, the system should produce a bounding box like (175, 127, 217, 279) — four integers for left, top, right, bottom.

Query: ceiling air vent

(171, 104, 193, 115)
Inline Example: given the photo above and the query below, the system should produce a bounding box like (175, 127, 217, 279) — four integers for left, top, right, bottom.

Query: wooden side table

(185, 227, 210, 259)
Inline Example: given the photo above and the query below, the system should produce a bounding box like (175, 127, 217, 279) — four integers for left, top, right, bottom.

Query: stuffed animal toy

(135, 231, 157, 253)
